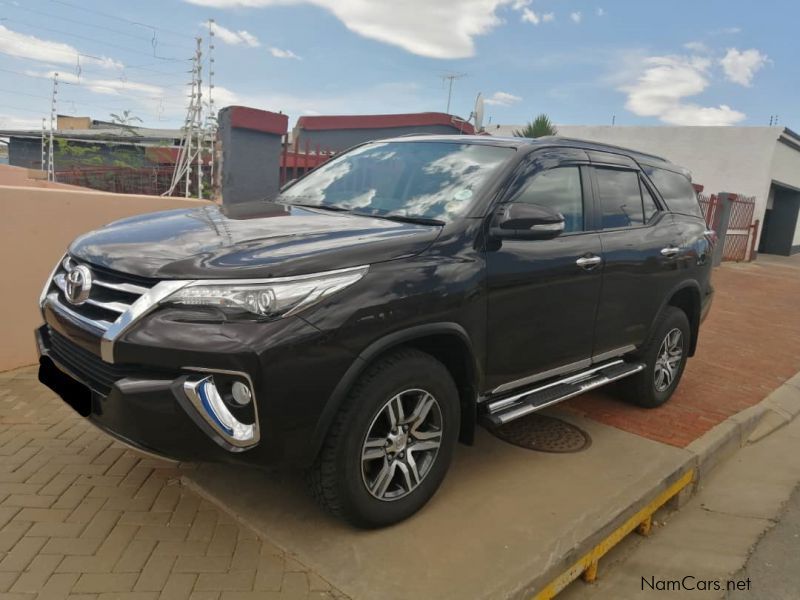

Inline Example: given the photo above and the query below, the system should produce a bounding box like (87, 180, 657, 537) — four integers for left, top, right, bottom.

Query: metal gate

(698, 193, 759, 262)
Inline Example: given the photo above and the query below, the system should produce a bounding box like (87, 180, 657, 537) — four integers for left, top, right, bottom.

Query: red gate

(698, 193, 759, 262)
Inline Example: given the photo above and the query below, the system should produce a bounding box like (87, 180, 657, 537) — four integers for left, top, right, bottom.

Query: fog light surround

(183, 374, 260, 448)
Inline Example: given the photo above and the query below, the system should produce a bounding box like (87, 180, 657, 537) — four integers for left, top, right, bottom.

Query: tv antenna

(441, 72, 466, 114)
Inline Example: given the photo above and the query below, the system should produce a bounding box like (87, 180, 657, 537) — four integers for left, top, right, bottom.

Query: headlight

(163, 265, 368, 319)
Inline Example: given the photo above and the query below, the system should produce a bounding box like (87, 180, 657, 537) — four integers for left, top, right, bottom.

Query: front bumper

(36, 307, 358, 467)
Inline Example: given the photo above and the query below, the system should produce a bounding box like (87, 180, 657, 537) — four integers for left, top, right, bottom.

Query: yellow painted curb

(533, 468, 695, 599)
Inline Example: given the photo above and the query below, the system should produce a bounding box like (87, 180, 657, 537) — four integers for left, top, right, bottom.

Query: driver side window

(510, 167, 584, 233)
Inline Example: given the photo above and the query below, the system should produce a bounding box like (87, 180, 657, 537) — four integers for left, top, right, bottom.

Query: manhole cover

(490, 414, 591, 453)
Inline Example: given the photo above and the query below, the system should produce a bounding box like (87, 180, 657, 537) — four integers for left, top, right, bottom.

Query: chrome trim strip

(183, 366, 261, 449)
(46, 292, 113, 332)
(491, 358, 592, 395)
(53, 274, 129, 314)
(180, 264, 370, 286)
(39, 253, 66, 311)
(591, 344, 636, 364)
(495, 363, 645, 424)
(488, 359, 624, 414)
(491, 345, 639, 396)
(100, 280, 191, 363)
(92, 278, 150, 295)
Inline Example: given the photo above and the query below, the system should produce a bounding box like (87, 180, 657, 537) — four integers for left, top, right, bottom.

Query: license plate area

(38, 356, 92, 417)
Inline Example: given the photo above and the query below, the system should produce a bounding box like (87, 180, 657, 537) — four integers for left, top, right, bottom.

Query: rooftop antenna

(471, 92, 485, 133)
(612, 114, 616, 126)
(441, 72, 466, 114)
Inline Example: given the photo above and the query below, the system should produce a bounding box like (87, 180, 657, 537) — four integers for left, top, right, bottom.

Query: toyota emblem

(65, 264, 93, 305)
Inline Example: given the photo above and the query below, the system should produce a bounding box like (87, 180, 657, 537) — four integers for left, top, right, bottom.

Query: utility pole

(40, 118, 47, 173)
(47, 72, 58, 182)
(441, 73, 466, 115)
(165, 38, 203, 198)
(206, 18, 218, 200)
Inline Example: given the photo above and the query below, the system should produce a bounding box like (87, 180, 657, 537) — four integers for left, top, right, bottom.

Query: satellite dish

(473, 92, 484, 132)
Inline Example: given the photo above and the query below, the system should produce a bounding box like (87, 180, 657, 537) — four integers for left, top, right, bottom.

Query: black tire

(307, 347, 460, 528)
(617, 306, 690, 408)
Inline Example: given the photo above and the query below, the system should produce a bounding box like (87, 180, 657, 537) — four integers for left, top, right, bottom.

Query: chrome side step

(483, 360, 645, 426)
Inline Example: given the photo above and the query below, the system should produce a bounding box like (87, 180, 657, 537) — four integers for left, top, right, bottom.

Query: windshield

(278, 141, 514, 223)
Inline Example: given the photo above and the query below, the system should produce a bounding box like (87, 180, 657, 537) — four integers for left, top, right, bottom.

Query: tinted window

(280, 141, 513, 222)
(595, 168, 644, 229)
(511, 167, 583, 232)
(647, 167, 703, 218)
(641, 179, 659, 223)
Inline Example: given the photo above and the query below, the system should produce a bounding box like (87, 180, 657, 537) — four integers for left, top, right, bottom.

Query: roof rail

(546, 136, 670, 163)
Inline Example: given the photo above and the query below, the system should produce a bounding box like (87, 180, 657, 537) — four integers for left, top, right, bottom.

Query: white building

(488, 125, 800, 256)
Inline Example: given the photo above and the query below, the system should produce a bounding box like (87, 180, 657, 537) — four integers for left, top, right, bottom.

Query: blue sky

(0, 0, 795, 131)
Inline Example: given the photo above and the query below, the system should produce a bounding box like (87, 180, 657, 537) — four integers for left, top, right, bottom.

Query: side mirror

(491, 203, 565, 240)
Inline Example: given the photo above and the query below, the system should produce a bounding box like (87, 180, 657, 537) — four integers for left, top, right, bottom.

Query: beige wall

(0, 185, 212, 371)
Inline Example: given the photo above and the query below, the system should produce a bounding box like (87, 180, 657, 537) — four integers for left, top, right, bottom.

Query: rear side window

(595, 168, 644, 229)
(641, 180, 659, 223)
(647, 167, 703, 218)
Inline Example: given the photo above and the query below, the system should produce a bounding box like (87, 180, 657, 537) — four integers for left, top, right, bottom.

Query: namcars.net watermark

(642, 576, 752, 592)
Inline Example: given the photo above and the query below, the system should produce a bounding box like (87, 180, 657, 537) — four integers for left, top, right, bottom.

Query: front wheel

(307, 348, 460, 528)
(617, 306, 690, 408)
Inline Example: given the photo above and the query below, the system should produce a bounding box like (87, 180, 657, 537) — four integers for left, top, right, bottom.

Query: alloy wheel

(361, 388, 443, 501)
(654, 328, 683, 392)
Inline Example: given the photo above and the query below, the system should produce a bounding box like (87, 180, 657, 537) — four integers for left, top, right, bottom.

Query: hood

(69, 202, 441, 279)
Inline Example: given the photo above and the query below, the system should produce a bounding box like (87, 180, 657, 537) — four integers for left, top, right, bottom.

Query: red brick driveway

(566, 255, 800, 447)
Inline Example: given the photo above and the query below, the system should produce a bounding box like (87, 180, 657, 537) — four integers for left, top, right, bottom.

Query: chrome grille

(45, 256, 154, 333)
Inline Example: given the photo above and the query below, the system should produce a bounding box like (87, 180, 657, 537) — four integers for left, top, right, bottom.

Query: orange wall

(0, 185, 212, 371)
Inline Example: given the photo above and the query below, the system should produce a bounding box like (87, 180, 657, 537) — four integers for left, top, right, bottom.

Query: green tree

(513, 114, 558, 138)
(109, 110, 143, 136)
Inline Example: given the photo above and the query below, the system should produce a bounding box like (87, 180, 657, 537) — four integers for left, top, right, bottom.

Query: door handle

(576, 255, 602, 270)
(660, 246, 681, 258)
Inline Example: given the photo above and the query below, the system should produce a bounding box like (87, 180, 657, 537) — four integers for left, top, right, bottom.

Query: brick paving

(0, 368, 347, 600)
(566, 255, 800, 447)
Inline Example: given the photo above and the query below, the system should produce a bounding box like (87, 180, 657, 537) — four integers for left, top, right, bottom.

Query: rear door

(485, 148, 603, 393)
(589, 152, 683, 358)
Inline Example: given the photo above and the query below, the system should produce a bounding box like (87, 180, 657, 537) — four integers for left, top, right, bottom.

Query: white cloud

(596, 7, 605, 16)
(621, 54, 746, 126)
(484, 91, 522, 106)
(570, 11, 582, 23)
(184, 0, 525, 59)
(720, 48, 768, 86)
(0, 113, 45, 130)
(25, 70, 164, 97)
(521, 8, 539, 24)
(683, 41, 709, 53)
(0, 24, 122, 69)
(269, 47, 302, 60)
(542, 12, 554, 22)
(202, 21, 261, 47)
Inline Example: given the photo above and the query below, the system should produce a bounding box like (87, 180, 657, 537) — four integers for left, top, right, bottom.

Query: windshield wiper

(289, 202, 350, 213)
(364, 213, 445, 227)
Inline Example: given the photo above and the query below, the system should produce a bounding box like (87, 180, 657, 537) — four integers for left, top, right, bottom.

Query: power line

(48, 0, 197, 40)
(2, 17, 192, 62)
(6, 1, 189, 50)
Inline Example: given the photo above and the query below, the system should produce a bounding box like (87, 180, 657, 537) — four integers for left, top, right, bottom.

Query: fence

(55, 166, 191, 197)
(699, 192, 759, 262)
(280, 135, 335, 186)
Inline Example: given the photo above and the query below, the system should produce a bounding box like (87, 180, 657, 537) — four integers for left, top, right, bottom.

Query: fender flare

(307, 322, 480, 463)
(649, 279, 703, 355)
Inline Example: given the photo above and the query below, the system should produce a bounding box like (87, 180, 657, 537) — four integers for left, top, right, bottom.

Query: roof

(296, 112, 475, 134)
(0, 126, 182, 143)
(376, 134, 677, 169)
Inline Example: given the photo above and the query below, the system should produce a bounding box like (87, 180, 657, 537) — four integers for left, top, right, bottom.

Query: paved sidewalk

(0, 368, 346, 600)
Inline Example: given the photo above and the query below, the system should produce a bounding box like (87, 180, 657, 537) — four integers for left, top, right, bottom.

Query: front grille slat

(48, 329, 141, 394)
(47, 256, 155, 332)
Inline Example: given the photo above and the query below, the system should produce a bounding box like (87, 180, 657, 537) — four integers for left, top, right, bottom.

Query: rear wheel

(617, 306, 690, 408)
(307, 348, 460, 528)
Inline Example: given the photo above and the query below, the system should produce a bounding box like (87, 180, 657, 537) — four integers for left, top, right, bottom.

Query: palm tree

(109, 110, 143, 136)
(513, 114, 558, 138)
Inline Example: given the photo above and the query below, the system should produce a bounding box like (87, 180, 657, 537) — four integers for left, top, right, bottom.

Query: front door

(485, 151, 603, 393)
